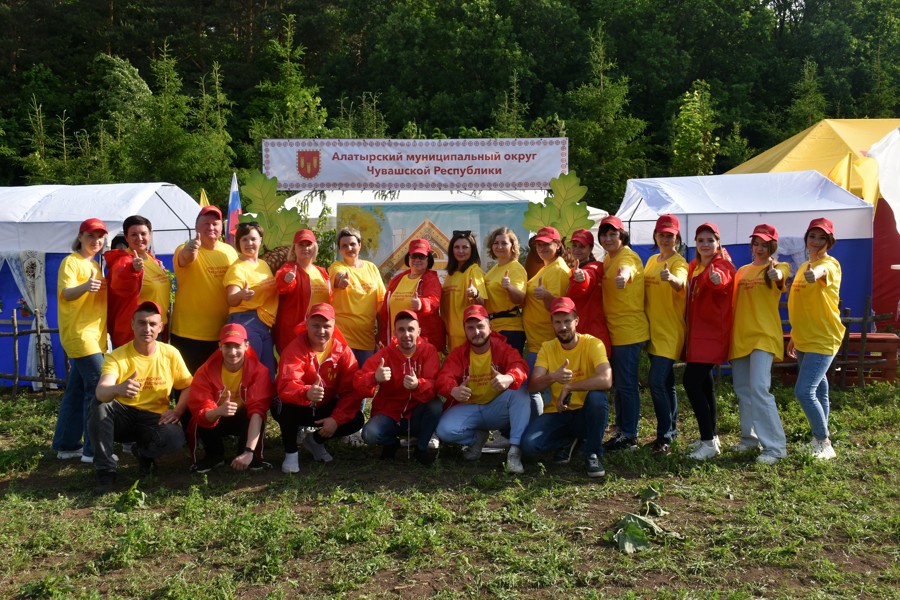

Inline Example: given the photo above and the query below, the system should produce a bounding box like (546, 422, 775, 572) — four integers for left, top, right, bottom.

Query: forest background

(0, 0, 897, 213)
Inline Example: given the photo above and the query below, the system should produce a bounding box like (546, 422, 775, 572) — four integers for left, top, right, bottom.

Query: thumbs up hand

(283, 265, 297, 284)
(85, 277, 102, 293)
(216, 389, 238, 418)
(573, 267, 585, 283)
(490, 364, 513, 391)
(374, 357, 392, 383)
(709, 268, 723, 286)
(452, 375, 472, 402)
(615, 267, 628, 289)
(132, 256, 144, 272)
(804, 263, 817, 283)
(533, 276, 549, 299)
(187, 231, 201, 252)
(501, 269, 511, 289)
(121, 371, 141, 398)
(767, 257, 782, 282)
(307, 377, 325, 404)
(466, 278, 479, 300)
(410, 288, 422, 311)
(660, 265, 671, 282)
(553, 359, 573, 384)
(402, 373, 419, 390)
(241, 281, 255, 300)
(335, 271, 350, 289)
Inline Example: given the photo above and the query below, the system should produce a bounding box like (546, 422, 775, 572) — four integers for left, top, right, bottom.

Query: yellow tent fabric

(727, 118, 900, 203)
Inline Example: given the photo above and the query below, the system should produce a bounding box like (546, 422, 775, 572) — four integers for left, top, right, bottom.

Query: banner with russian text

(262, 138, 568, 191)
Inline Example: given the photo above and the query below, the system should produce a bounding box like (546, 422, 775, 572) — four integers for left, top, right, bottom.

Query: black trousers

(273, 400, 364, 453)
(683, 362, 718, 440)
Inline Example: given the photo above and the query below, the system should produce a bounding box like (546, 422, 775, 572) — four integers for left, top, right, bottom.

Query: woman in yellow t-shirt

(523, 226, 571, 367)
(643, 214, 687, 455)
(52, 218, 109, 463)
(224, 222, 277, 377)
(730, 224, 790, 464)
(787, 217, 844, 460)
(328, 227, 386, 366)
(442, 230, 487, 351)
(483, 227, 527, 354)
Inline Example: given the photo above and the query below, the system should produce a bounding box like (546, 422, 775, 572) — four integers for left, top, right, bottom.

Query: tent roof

(618, 171, 872, 247)
(727, 118, 900, 175)
(0, 183, 200, 254)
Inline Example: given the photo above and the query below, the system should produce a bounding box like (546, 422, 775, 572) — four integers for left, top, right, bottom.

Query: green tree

(787, 58, 827, 132)
(670, 80, 720, 176)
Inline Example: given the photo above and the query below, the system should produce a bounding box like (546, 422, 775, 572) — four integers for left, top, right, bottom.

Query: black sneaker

(249, 456, 272, 471)
(131, 446, 156, 476)
(553, 438, 579, 464)
(93, 471, 117, 495)
(191, 455, 225, 474)
(603, 434, 638, 453)
(585, 454, 606, 478)
(414, 448, 436, 466)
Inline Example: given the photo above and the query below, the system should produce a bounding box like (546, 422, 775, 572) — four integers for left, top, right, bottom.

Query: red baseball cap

(533, 226, 561, 244)
(308, 302, 335, 321)
(655, 214, 680, 235)
(293, 229, 316, 245)
(134, 300, 161, 316)
(570, 229, 594, 248)
(394, 309, 418, 323)
(600, 215, 625, 231)
(408, 238, 431, 255)
(807, 217, 834, 235)
(696, 222, 720, 237)
(549, 296, 577, 315)
(463, 304, 489, 321)
(198, 205, 223, 220)
(750, 223, 778, 242)
(219, 323, 248, 344)
(79, 218, 108, 234)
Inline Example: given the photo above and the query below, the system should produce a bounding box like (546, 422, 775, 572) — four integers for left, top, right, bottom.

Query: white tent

(615, 170, 874, 319)
(0, 182, 201, 388)
(0, 182, 200, 254)
(869, 127, 900, 234)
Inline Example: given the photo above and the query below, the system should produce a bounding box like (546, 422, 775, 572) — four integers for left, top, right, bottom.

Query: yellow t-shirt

(221, 366, 245, 410)
(788, 256, 845, 355)
(100, 342, 192, 413)
(305, 265, 332, 306)
(328, 260, 386, 350)
(172, 241, 239, 341)
(443, 264, 486, 351)
(224, 259, 278, 327)
(644, 253, 688, 360)
(138, 258, 172, 325)
(466, 348, 499, 405)
(389, 274, 421, 326)
(523, 257, 571, 352)
(57, 252, 108, 358)
(730, 262, 790, 360)
(536, 334, 608, 412)
(602, 247, 649, 346)
(484, 261, 526, 332)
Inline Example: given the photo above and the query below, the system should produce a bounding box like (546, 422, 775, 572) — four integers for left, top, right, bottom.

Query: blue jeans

(610, 342, 644, 438)
(520, 390, 609, 458)
(648, 354, 678, 443)
(436, 387, 532, 446)
(732, 350, 786, 456)
(362, 399, 443, 451)
(52, 353, 103, 457)
(794, 350, 834, 440)
(526, 351, 550, 411)
(227, 312, 275, 379)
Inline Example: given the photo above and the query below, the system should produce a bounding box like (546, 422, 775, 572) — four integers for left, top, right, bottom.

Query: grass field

(0, 377, 898, 599)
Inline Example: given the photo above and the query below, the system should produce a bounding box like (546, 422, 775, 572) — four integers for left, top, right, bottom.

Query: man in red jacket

(274, 302, 364, 473)
(435, 305, 532, 474)
(187, 323, 275, 473)
(355, 310, 442, 465)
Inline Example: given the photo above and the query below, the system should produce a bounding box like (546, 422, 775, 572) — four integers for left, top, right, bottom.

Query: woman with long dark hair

(442, 230, 487, 352)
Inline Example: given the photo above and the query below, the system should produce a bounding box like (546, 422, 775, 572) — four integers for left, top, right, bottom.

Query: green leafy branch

(522, 171, 594, 240)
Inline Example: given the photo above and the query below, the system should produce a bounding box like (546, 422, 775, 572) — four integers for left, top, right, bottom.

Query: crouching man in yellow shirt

(90, 301, 193, 494)
(521, 297, 613, 478)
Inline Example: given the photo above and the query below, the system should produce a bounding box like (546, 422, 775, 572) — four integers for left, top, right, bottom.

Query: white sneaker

(81, 454, 118, 464)
(811, 438, 837, 460)
(730, 439, 762, 452)
(462, 430, 490, 461)
(505, 446, 524, 474)
(688, 440, 721, 461)
(56, 449, 83, 460)
(756, 452, 781, 465)
(341, 431, 365, 448)
(303, 433, 334, 463)
(281, 452, 300, 473)
(428, 435, 440, 450)
(485, 431, 511, 449)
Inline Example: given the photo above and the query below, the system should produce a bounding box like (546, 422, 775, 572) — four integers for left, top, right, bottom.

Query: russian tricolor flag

(225, 172, 241, 244)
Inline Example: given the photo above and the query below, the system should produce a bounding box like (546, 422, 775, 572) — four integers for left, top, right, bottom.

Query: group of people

(50, 205, 843, 495)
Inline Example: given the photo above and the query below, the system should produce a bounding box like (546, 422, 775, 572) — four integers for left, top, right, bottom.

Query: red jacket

(104, 248, 166, 347)
(684, 256, 736, 364)
(353, 338, 440, 421)
(276, 323, 361, 425)
(566, 261, 612, 352)
(273, 261, 331, 354)
(380, 269, 445, 353)
(436, 332, 529, 410)
(186, 346, 274, 461)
